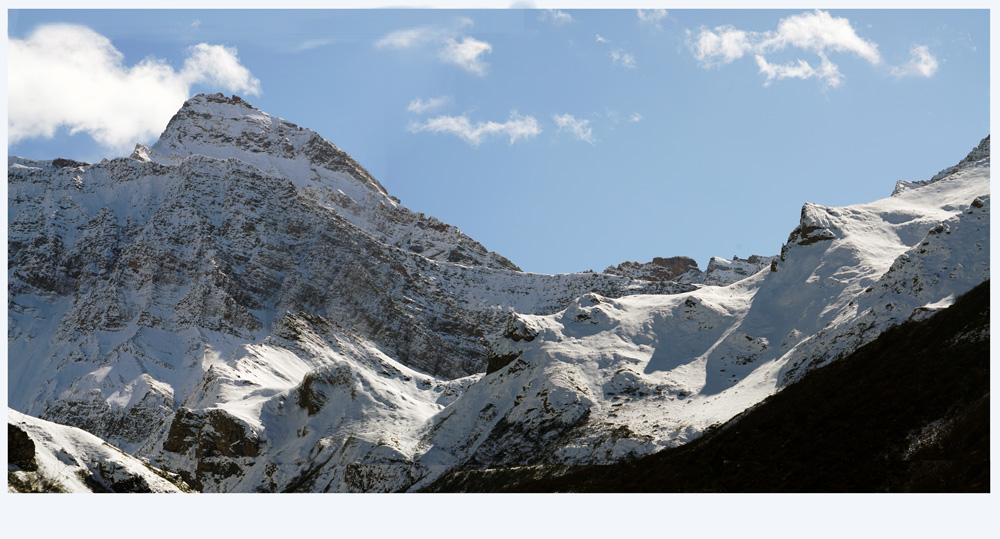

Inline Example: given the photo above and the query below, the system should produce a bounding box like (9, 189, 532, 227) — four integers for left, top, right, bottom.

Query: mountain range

(8, 94, 989, 492)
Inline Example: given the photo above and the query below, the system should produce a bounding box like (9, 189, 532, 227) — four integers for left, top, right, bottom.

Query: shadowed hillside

(426, 279, 990, 493)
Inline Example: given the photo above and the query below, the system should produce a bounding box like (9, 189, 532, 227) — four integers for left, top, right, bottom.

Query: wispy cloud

(610, 48, 637, 69)
(376, 21, 492, 76)
(407, 96, 452, 114)
(540, 9, 574, 26)
(553, 113, 595, 145)
(439, 36, 492, 76)
(689, 10, 881, 87)
(891, 45, 939, 78)
(596, 34, 636, 69)
(756, 53, 843, 87)
(409, 111, 540, 146)
(8, 24, 260, 152)
(375, 26, 441, 49)
(637, 9, 668, 30)
(290, 38, 338, 52)
(630, 112, 643, 123)
(190, 19, 202, 30)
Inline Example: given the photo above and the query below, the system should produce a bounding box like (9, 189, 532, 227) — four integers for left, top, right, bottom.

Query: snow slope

(8, 408, 189, 493)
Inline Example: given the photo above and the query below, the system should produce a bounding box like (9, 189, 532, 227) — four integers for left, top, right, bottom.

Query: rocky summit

(7, 94, 990, 493)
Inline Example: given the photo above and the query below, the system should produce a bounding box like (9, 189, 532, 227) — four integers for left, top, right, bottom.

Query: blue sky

(7, 7, 990, 275)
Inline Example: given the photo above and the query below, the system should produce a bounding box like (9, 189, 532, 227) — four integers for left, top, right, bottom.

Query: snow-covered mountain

(430, 143, 988, 480)
(8, 94, 691, 491)
(8, 408, 190, 493)
(7, 93, 989, 492)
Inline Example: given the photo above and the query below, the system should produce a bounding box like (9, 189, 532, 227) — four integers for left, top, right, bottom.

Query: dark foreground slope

(426, 279, 990, 493)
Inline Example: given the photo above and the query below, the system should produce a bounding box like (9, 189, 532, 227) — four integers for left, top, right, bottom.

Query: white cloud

(8, 24, 260, 152)
(610, 48, 637, 69)
(375, 26, 440, 50)
(630, 112, 643, 123)
(407, 96, 452, 114)
(376, 22, 492, 76)
(689, 10, 881, 87)
(691, 25, 752, 66)
(190, 19, 202, 30)
(290, 38, 337, 52)
(891, 45, 939, 78)
(596, 35, 636, 70)
(755, 52, 844, 87)
(456, 16, 475, 30)
(182, 43, 261, 94)
(766, 10, 880, 64)
(440, 36, 492, 76)
(553, 113, 595, 145)
(541, 9, 574, 25)
(637, 9, 668, 29)
(409, 111, 540, 146)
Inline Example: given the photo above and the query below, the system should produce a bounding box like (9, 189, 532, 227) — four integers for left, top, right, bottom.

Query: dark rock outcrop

(162, 407, 261, 490)
(603, 256, 699, 282)
(52, 158, 90, 168)
(8, 423, 38, 471)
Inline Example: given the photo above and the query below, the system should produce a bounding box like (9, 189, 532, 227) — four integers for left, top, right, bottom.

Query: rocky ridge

(602, 254, 779, 287)
(7, 94, 989, 493)
(893, 135, 990, 195)
(602, 256, 700, 282)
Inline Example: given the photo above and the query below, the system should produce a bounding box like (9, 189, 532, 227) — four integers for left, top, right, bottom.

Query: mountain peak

(141, 93, 389, 199)
(126, 93, 521, 272)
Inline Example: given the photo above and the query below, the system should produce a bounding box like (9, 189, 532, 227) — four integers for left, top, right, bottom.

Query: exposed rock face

(700, 255, 778, 286)
(8, 423, 38, 471)
(485, 311, 539, 374)
(51, 158, 90, 168)
(603, 254, 778, 287)
(603, 256, 699, 282)
(161, 408, 261, 491)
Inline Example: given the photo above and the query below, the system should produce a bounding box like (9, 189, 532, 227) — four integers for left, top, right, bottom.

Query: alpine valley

(7, 94, 990, 493)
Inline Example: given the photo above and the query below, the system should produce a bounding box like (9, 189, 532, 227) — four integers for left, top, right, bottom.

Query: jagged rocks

(701, 254, 778, 286)
(51, 157, 90, 168)
(295, 367, 357, 415)
(602, 254, 778, 287)
(163, 408, 260, 458)
(603, 256, 699, 282)
(485, 312, 541, 374)
(789, 203, 839, 246)
(162, 408, 261, 490)
(8, 423, 38, 471)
